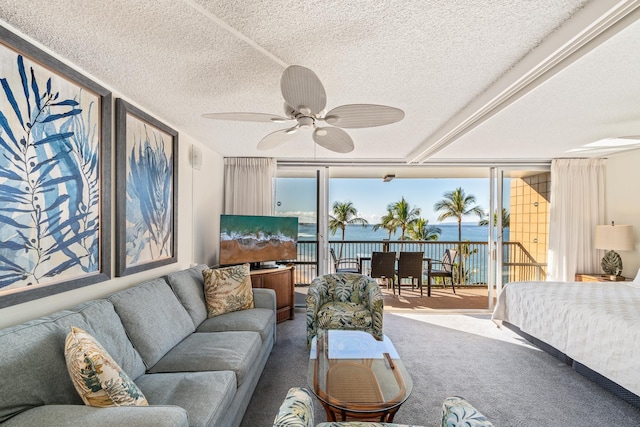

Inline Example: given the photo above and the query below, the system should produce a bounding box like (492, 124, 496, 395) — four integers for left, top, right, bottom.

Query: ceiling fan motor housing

(297, 116, 314, 128)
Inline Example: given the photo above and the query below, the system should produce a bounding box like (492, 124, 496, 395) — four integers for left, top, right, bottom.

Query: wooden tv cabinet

(250, 265, 295, 323)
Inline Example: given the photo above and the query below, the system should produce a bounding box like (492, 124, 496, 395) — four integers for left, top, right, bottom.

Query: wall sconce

(594, 221, 635, 277)
(382, 174, 395, 182)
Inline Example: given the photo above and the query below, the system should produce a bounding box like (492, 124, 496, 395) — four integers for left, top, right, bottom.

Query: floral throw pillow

(64, 326, 148, 407)
(203, 263, 255, 317)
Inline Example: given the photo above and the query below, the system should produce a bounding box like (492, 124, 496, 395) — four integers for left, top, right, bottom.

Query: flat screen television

(219, 214, 298, 268)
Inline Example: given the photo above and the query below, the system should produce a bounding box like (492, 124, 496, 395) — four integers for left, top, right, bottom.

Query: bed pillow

(65, 326, 148, 407)
(202, 263, 255, 317)
(632, 267, 640, 285)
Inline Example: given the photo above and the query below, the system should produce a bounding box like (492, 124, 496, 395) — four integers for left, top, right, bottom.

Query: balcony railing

(285, 240, 546, 286)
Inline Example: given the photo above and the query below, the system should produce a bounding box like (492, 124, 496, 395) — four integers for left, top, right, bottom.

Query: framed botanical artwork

(0, 26, 112, 308)
(115, 99, 178, 276)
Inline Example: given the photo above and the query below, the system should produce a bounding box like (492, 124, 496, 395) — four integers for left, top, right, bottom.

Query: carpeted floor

(240, 309, 640, 427)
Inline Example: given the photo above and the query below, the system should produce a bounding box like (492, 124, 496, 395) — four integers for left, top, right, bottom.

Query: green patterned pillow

(203, 263, 255, 317)
(64, 326, 148, 407)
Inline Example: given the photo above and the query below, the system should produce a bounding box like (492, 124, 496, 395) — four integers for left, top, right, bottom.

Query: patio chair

(396, 251, 425, 296)
(427, 249, 457, 296)
(305, 273, 383, 348)
(369, 251, 396, 289)
(329, 248, 361, 273)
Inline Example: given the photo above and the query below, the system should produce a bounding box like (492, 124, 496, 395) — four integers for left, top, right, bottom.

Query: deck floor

(295, 284, 493, 311)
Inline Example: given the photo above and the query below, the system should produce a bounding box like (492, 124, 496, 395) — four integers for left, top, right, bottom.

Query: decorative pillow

(203, 263, 255, 317)
(64, 326, 148, 407)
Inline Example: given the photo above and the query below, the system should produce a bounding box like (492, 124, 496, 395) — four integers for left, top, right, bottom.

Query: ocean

(298, 222, 502, 242)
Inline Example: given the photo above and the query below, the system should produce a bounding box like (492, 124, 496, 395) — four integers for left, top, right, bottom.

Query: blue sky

(275, 177, 509, 225)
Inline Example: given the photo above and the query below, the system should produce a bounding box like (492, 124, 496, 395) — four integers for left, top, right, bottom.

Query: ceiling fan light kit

(203, 65, 404, 153)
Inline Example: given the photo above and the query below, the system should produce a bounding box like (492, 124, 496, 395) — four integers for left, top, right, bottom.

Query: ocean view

(295, 223, 510, 285)
(299, 222, 506, 242)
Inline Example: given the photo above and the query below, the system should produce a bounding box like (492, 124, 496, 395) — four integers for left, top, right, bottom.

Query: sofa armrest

(273, 387, 314, 427)
(253, 287, 277, 311)
(3, 405, 189, 427)
(441, 396, 494, 427)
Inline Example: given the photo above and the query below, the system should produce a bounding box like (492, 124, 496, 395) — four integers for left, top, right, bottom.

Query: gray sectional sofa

(0, 264, 276, 427)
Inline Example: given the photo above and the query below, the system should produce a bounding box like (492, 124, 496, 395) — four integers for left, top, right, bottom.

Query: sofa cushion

(65, 326, 148, 407)
(0, 299, 145, 423)
(1, 404, 189, 427)
(196, 307, 274, 342)
(147, 331, 262, 387)
(166, 264, 209, 327)
(109, 278, 195, 369)
(203, 264, 254, 317)
(136, 371, 236, 427)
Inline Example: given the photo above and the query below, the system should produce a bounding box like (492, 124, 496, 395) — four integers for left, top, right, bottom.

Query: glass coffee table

(308, 329, 413, 422)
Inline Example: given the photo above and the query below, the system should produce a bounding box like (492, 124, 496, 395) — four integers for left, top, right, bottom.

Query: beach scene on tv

(220, 215, 298, 265)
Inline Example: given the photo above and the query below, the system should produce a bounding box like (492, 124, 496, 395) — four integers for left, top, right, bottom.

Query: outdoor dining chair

(396, 252, 425, 296)
(329, 248, 361, 273)
(369, 251, 397, 289)
(426, 249, 457, 296)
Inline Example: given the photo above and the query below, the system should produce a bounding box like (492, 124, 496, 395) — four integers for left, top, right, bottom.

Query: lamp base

(601, 250, 623, 276)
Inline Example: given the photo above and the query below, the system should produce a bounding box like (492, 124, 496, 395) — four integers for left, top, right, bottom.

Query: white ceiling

(1, 0, 639, 165)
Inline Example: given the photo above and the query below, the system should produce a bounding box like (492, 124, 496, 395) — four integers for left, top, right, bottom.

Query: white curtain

(547, 158, 605, 281)
(224, 157, 276, 215)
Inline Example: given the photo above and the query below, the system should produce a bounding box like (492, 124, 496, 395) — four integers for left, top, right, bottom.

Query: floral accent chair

(440, 396, 494, 427)
(306, 273, 384, 348)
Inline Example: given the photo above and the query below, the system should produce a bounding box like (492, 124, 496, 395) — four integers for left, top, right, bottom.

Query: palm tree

(372, 208, 397, 239)
(407, 218, 441, 241)
(434, 187, 484, 284)
(479, 208, 510, 228)
(328, 201, 368, 257)
(388, 197, 421, 240)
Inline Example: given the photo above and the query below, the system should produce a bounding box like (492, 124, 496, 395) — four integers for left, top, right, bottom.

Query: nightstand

(574, 273, 630, 282)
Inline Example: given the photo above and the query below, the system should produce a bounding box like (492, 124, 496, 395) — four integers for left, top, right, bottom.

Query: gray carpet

(240, 309, 640, 426)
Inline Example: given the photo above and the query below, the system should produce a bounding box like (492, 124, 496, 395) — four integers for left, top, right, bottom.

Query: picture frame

(115, 99, 178, 276)
(0, 25, 112, 308)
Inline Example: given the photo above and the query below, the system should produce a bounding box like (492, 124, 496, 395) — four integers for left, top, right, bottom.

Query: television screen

(219, 214, 298, 266)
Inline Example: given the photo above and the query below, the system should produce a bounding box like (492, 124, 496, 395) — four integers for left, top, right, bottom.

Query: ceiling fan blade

(257, 128, 298, 150)
(312, 127, 354, 153)
(324, 104, 405, 128)
(280, 65, 327, 115)
(202, 112, 291, 123)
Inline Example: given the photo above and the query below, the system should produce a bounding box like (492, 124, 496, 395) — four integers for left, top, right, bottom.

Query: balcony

(287, 239, 547, 287)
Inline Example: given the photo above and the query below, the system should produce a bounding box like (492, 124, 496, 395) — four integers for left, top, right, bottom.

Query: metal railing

(286, 240, 546, 285)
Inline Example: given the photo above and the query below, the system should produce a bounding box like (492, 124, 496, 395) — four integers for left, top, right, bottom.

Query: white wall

(605, 148, 640, 278)
(0, 29, 224, 328)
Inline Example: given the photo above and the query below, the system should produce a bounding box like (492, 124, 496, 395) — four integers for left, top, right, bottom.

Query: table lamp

(594, 222, 634, 277)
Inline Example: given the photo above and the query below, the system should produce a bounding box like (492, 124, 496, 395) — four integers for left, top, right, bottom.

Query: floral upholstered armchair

(306, 273, 384, 348)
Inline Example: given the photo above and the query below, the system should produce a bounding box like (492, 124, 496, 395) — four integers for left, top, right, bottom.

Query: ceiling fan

(202, 65, 404, 153)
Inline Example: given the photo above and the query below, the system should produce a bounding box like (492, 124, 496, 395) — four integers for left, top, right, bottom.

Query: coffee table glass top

(308, 329, 413, 416)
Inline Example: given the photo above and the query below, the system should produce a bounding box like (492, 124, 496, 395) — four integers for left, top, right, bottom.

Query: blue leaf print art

(0, 51, 102, 292)
(125, 115, 173, 266)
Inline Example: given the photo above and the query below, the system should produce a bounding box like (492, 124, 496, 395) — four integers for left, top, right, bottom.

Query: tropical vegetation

(433, 187, 484, 283)
(328, 201, 368, 257)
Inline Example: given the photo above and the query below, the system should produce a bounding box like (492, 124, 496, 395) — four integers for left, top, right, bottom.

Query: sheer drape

(223, 158, 276, 215)
(547, 158, 605, 281)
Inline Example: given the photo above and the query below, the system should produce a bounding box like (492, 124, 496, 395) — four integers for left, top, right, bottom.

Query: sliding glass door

(277, 163, 550, 310)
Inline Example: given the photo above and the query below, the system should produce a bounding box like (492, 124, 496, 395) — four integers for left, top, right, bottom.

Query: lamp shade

(594, 224, 635, 251)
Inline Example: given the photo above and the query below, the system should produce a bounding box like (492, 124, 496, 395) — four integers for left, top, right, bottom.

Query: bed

(492, 280, 640, 406)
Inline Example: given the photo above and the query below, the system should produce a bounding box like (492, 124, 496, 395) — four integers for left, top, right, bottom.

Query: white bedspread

(492, 281, 640, 397)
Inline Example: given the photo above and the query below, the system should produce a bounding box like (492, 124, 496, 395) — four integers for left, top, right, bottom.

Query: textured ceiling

(1, 0, 639, 164)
